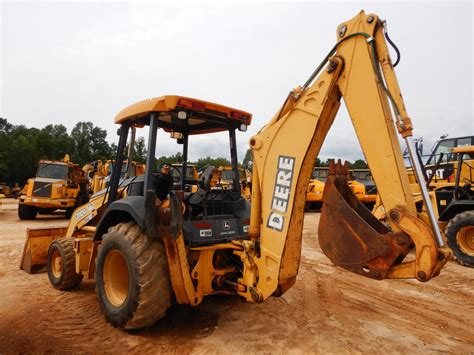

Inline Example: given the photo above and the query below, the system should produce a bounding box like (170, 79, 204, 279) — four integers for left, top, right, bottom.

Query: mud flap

(20, 227, 68, 274)
(318, 161, 412, 279)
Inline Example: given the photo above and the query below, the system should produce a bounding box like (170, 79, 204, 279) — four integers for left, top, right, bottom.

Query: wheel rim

(103, 250, 130, 307)
(456, 226, 474, 257)
(51, 249, 62, 278)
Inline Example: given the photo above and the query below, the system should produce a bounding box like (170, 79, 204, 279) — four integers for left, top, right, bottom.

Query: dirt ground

(0, 198, 473, 353)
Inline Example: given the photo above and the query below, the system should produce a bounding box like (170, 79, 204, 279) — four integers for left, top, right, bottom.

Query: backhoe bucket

(20, 227, 67, 274)
(318, 161, 412, 280)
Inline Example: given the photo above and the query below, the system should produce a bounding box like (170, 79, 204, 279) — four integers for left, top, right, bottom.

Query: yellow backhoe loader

(21, 11, 451, 330)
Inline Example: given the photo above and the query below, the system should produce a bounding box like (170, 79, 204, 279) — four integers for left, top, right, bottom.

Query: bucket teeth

(328, 159, 349, 179)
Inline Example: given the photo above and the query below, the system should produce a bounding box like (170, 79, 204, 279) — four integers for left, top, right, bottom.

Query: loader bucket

(318, 161, 412, 280)
(20, 227, 68, 274)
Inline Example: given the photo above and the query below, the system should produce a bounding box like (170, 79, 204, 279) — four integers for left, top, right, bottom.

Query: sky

(1, 0, 473, 163)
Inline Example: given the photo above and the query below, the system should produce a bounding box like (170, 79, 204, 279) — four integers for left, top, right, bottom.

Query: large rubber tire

(18, 204, 38, 220)
(95, 222, 172, 329)
(47, 238, 84, 289)
(445, 211, 474, 268)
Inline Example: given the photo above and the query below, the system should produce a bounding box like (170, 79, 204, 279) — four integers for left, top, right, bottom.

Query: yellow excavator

(21, 11, 451, 329)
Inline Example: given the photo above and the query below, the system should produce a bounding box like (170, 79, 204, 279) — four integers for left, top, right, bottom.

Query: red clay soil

(0, 198, 472, 353)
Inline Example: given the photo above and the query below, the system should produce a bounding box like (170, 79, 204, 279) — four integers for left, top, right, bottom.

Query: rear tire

(47, 238, 83, 289)
(95, 222, 172, 329)
(18, 204, 38, 220)
(445, 211, 474, 268)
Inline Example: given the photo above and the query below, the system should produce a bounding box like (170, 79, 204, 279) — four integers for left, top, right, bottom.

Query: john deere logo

(222, 221, 231, 231)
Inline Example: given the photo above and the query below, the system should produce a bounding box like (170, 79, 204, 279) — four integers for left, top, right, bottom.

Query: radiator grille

(33, 181, 52, 198)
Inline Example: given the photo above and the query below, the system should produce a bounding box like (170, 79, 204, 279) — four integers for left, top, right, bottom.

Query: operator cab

(107, 95, 252, 246)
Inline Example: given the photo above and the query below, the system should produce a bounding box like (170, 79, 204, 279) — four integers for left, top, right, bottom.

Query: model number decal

(75, 203, 94, 220)
(267, 155, 295, 232)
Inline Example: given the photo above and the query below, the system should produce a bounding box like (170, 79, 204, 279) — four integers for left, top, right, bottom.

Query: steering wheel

(158, 162, 182, 183)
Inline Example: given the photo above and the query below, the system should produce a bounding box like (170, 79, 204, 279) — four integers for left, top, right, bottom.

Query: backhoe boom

(244, 11, 450, 302)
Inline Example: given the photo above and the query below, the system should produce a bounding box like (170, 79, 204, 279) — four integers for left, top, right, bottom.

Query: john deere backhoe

(21, 11, 451, 330)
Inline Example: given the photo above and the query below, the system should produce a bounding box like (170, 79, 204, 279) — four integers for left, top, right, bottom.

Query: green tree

(0, 118, 14, 180)
(155, 152, 184, 170)
(195, 156, 230, 169)
(70, 122, 113, 165)
(133, 137, 147, 164)
(350, 159, 369, 169)
(242, 149, 253, 171)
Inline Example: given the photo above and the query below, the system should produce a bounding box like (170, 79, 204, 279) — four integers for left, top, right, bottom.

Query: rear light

(230, 111, 249, 122)
(193, 102, 206, 111)
(178, 99, 205, 111)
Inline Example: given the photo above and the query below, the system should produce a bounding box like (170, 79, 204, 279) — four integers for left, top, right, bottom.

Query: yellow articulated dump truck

(305, 167, 328, 211)
(18, 155, 89, 220)
(348, 169, 377, 209)
(21, 11, 451, 330)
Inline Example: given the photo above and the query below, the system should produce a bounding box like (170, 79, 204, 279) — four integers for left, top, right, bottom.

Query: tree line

(0, 117, 368, 186)
(0, 118, 234, 185)
(0, 118, 148, 185)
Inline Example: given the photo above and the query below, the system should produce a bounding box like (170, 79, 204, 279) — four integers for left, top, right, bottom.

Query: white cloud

(1, 1, 472, 163)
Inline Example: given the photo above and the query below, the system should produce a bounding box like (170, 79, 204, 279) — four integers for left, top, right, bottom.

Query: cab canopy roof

(115, 95, 252, 135)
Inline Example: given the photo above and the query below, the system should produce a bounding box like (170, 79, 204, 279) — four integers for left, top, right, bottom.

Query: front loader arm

(241, 11, 450, 303)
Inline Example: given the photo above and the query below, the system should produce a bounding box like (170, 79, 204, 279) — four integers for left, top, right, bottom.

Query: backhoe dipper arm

(240, 11, 450, 303)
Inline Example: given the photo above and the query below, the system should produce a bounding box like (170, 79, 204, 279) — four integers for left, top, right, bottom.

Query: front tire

(445, 211, 474, 267)
(18, 204, 38, 220)
(95, 222, 172, 329)
(47, 238, 83, 289)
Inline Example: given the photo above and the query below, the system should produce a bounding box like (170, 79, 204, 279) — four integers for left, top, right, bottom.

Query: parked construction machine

(428, 146, 474, 267)
(406, 135, 474, 185)
(306, 168, 376, 210)
(171, 163, 199, 192)
(211, 165, 251, 199)
(305, 167, 328, 210)
(21, 11, 451, 330)
(0, 188, 5, 206)
(18, 155, 89, 220)
(349, 169, 377, 209)
(401, 138, 474, 267)
(0, 183, 21, 198)
(84, 159, 145, 195)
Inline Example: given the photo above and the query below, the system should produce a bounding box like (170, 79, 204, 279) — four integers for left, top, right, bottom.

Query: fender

(94, 196, 146, 240)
